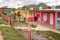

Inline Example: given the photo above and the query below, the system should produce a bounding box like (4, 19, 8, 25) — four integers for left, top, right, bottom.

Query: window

(57, 13, 60, 22)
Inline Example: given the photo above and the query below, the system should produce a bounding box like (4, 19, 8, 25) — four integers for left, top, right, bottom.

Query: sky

(0, 0, 60, 8)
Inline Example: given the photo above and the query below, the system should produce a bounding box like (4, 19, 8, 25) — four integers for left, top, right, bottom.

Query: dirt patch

(13, 22, 27, 27)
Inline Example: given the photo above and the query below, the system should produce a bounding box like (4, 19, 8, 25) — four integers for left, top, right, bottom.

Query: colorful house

(15, 8, 34, 22)
(15, 8, 29, 22)
(36, 9, 60, 29)
(27, 8, 38, 22)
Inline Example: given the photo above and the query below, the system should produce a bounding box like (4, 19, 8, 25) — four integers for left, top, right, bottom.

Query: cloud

(0, 0, 60, 8)
(1, 0, 24, 8)
(0, 0, 3, 2)
(37, 0, 55, 3)
(7, 1, 24, 8)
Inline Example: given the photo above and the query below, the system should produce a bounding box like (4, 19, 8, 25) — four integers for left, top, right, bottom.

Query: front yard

(36, 30, 60, 40)
(0, 26, 60, 40)
(0, 19, 7, 25)
(0, 26, 26, 40)
(0, 19, 60, 40)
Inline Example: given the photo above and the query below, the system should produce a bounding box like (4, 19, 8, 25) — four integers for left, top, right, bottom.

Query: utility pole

(28, 0, 32, 40)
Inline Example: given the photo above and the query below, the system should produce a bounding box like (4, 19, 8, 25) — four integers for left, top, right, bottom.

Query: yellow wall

(20, 11, 29, 18)
(15, 10, 33, 18)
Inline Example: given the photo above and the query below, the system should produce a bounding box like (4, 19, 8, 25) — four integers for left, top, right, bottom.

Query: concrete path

(0, 24, 10, 27)
(0, 24, 60, 34)
(37, 24, 60, 34)
(0, 31, 4, 40)
(0, 24, 60, 40)
(14, 25, 60, 34)
(22, 30, 49, 40)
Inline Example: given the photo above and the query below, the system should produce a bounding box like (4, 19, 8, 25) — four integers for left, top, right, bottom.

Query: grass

(36, 30, 60, 40)
(19, 21, 28, 25)
(0, 26, 26, 40)
(0, 19, 7, 25)
(19, 21, 37, 28)
(32, 24, 37, 28)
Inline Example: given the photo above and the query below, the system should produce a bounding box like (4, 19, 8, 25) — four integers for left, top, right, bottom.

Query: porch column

(2, 15, 4, 20)
(8, 17, 10, 25)
(53, 12, 56, 29)
(47, 13, 50, 24)
(11, 17, 14, 26)
(40, 12, 43, 24)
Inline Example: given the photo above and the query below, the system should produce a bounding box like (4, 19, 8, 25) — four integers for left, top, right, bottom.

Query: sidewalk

(0, 31, 4, 40)
(36, 24, 60, 34)
(0, 24, 10, 27)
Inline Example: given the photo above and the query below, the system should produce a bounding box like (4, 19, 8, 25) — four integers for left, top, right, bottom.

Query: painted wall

(37, 12, 40, 22)
(43, 13, 47, 23)
(50, 13, 53, 25)
(56, 12, 60, 29)
(43, 13, 54, 25)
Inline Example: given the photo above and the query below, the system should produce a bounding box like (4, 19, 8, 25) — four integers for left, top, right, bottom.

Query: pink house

(36, 9, 59, 29)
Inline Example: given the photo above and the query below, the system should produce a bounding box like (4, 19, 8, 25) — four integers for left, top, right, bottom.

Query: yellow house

(15, 8, 34, 22)
(15, 8, 21, 22)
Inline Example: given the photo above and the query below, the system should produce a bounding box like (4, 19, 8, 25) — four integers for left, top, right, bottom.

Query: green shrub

(32, 24, 37, 28)
(20, 21, 28, 25)
(0, 19, 7, 25)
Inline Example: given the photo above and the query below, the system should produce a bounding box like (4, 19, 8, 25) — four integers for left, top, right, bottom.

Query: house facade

(36, 9, 60, 29)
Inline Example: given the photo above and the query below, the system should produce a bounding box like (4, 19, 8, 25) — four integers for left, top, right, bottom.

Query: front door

(43, 13, 47, 23)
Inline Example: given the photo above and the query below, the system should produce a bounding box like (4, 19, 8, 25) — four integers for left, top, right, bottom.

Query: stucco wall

(43, 13, 47, 22)
(50, 13, 53, 25)
(43, 13, 53, 25)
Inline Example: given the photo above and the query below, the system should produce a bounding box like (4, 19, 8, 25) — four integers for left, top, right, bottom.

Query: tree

(38, 3, 48, 9)
(22, 5, 27, 10)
